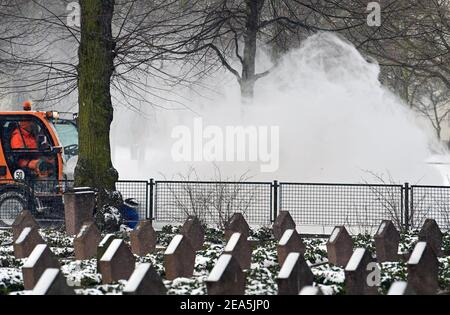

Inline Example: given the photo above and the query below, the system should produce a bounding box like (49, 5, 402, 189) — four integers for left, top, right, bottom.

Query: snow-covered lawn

(0, 226, 449, 295)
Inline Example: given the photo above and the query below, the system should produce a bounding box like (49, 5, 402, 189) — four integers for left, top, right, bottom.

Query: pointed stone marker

(22, 244, 60, 290)
(14, 227, 46, 259)
(97, 234, 117, 272)
(164, 234, 196, 280)
(181, 216, 205, 251)
(224, 213, 250, 241)
(64, 189, 96, 235)
(206, 254, 245, 295)
(374, 220, 400, 262)
(123, 263, 167, 295)
(11, 210, 39, 242)
(387, 281, 416, 295)
(130, 220, 157, 256)
(418, 219, 443, 257)
(299, 286, 324, 295)
(223, 232, 251, 270)
(344, 248, 379, 295)
(273, 211, 296, 240)
(277, 252, 314, 295)
(277, 229, 306, 266)
(73, 221, 101, 260)
(31, 268, 75, 295)
(99, 239, 135, 284)
(326, 226, 353, 267)
(407, 242, 439, 295)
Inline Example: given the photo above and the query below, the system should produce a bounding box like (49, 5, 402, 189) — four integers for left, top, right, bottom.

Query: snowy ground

(1, 226, 449, 295)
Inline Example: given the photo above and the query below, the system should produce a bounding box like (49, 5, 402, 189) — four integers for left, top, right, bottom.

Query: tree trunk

(75, 0, 118, 200)
(241, 0, 264, 101)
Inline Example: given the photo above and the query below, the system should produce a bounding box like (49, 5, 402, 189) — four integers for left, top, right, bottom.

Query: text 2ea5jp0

(223, 299, 270, 311)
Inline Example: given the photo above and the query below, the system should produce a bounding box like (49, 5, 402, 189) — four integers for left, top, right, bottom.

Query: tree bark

(240, 0, 264, 101)
(75, 0, 118, 198)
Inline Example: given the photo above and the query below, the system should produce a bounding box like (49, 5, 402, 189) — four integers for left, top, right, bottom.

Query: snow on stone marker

(181, 216, 205, 251)
(123, 263, 166, 295)
(418, 219, 443, 257)
(64, 188, 96, 235)
(272, 211, 296, 241)
(344, 248, 378, 295)
(30, 268, 75, 295)
(11, 210, 39, 242)
(326, 226, 353, 267)
(374, 220, 400, 262)
(13, 227, 46, 259)
(205, 254, 245, 295)
(277, 229, 306, 266)
(223, 232, 251, 270)
(22, 244, 60, 290)
(407, 241, 439, 295)
(387, 281, 416, 295)
(97, 233, 117, 272)
(224, 213, 250, 242)
(73, 221, 101, 260)
(130, 220, 157, 256)
(99, 239, 135, 284)
(277, 252, 313, 295)
(298, 285, 324, 295)
(164, 234, 196, 280)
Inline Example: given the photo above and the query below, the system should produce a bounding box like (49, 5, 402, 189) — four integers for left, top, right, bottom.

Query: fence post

(273, 180, 279, 222)
(404, 182, 410, 231)
(149, 178, 155, 221)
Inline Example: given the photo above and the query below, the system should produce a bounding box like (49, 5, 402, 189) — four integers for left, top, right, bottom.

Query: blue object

(120, 198, 140, 228)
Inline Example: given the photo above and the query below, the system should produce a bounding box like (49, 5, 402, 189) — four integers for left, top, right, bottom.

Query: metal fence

(1, 179, 450, 232)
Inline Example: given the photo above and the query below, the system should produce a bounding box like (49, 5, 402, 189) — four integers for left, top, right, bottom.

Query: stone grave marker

(277, 252, 313, 295)
(73, 221, 101, 260)
(272, 211, 296, 241)
(31, 268, 75, 295)
(374, 220, 400, 262)
(64, 188, 96, 235)
(97, 233, 117, 272)
(277, 229, 306, 266)
(206, 254, 245, 295)
(299, 286, 324, 295)
(223, 232, 251, 270)
(13, 227, 45, 259)
(387, 281, 416, 295)
(344, 248, 379, 295)
(123, 263, 167, 295)
(224, 213, 250, 241)
(407, 241, 439, 295)
(418, 219, 443, 257)
(11, 210, 39, 242)
(22, 244, 60, 290)
(181, 216, 205, 251)
(99, 239, 135, 284)
(130, 220, 157, 256)
(164, 234, 196, 280)
(326, 226, 353, 267)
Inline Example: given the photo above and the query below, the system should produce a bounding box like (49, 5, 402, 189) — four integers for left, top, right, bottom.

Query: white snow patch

(23, 244, 47, 268)
(224, 233, 241, 252)
(376, 222, 387, 236)
(408, 242, 427, 265)
(207, 254, 232, 282)
(278, 229, 294, 246)
(76, 224, 89, 238)
(299, 286, 320, 295)
(278, 252, 300, 279)
(328, 227, 340, 243)
(15, 227, 31, 245)
(387, 281, 408, 295)
(165, 235, 183, 255)
(100, 239, 122, 262)
(31, 268, 59, 295)
(123, 263, 150, 293)
(99, 234, 115, 247)
(345, 248, 365, 271)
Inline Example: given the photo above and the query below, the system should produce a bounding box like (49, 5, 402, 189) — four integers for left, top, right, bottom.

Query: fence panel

(279, 183, 404, 231)
(153, 181, 273, 226)
(116, 180, 149, 221)
(410, 185, 450, 231)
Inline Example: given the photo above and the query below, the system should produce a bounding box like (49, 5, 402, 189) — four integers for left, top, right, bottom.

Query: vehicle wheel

(0, 191, 29, 225)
